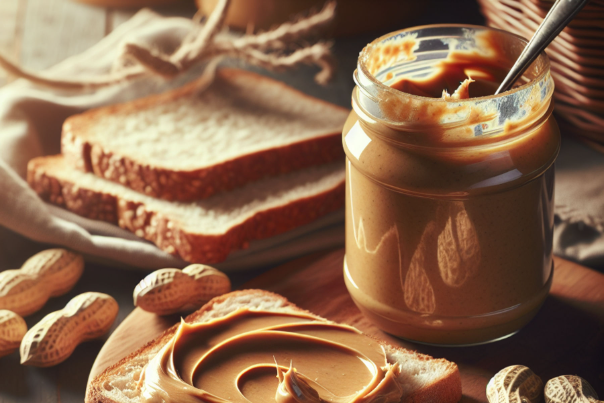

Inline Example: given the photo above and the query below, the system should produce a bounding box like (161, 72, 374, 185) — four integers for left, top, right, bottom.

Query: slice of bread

(86, 290, 462, 403)
(27, 155, 345, 264)
(61, 68, 349, 201)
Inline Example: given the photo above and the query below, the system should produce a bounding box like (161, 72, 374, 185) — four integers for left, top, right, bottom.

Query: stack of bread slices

(27, 69, 350, 264)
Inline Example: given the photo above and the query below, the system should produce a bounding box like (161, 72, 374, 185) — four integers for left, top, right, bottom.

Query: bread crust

(85, 290, 462, 403)
(390, 350, 462, 403)
(61, 68, 349, 202)
(27, 155, 345, 264)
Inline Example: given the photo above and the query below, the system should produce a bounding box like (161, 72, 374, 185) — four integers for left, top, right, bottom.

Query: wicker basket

(477, 0, 604, 145)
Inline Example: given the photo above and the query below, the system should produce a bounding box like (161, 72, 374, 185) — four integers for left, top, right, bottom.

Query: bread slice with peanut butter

(86, 290, 462, 403)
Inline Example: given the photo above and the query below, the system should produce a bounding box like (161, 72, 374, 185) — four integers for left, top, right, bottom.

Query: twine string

(0, 0, 336, 90)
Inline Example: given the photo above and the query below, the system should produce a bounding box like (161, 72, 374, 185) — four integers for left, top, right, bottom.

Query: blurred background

(0, 0, 484, 86)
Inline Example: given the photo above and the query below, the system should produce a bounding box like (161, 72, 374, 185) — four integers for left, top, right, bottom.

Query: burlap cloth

(0, 9, 601, 270)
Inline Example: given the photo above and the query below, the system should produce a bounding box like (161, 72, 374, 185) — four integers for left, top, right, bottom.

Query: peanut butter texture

(139, 308, 403, 403)
(344, 30, 559, 344)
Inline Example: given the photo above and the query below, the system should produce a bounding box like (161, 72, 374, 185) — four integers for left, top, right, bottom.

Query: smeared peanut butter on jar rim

(139, 308, 403, 403)
(344, 25, 559, 345)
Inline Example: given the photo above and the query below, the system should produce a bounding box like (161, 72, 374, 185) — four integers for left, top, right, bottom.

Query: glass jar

(343, 25, 560, 346)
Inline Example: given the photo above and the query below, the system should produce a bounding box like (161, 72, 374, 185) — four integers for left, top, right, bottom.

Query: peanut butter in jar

(343, 25, 560, 346)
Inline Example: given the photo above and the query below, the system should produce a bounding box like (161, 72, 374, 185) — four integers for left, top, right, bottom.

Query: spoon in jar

(495, 0, 590, 95)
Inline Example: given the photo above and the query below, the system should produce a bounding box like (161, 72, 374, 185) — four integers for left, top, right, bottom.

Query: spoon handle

(494, 0, 590, 95)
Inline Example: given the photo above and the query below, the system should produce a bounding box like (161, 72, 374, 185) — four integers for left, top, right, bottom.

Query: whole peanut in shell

(0, 310, 27, 358)
(0, 249, 84, 316)
(487, 365, 543, 403)
(545, 375, 600, 403)
(20, 292, 118, 367)
(133, 264, 231, 315)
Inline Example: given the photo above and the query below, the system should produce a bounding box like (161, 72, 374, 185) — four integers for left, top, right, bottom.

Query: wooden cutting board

(86, 249, 604, 400)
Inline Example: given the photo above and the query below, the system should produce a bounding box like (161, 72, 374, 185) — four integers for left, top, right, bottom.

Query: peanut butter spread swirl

(140, 309, 403, 403)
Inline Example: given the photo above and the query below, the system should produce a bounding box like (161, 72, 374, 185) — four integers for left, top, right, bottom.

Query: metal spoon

(495, 0, 590, 95)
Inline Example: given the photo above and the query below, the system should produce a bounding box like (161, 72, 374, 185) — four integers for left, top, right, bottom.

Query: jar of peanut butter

(343, 25, 560, 346)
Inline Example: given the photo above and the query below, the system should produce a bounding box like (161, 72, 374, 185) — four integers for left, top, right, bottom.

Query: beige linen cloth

(0, 9, 601, 271)
(0, 9, 344, 272)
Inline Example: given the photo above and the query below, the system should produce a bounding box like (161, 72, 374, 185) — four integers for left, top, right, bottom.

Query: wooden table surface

(0, 1, 559, 403)
(86, 249, 604, 402)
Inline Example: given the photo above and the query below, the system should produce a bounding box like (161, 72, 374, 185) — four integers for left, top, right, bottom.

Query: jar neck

(352, 25, 554, 149)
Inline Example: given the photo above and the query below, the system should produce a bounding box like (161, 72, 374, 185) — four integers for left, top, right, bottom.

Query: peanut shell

(487, 365, 543, 403)
(0, 310, 27, 358)
(545, 375, 600, 403)
(134, 264, 231, 315)
(20, 292, 118, 367)
(0, 249, 84, 316)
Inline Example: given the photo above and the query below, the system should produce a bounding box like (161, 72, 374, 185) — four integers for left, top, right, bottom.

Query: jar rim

(357, 23, 551, 105)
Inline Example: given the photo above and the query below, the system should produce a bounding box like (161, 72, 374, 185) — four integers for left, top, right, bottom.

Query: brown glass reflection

(437, 204, 481, 288)
(403, 223, 437, 314)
